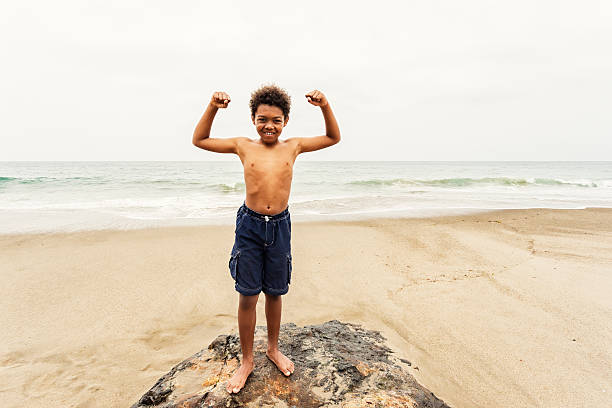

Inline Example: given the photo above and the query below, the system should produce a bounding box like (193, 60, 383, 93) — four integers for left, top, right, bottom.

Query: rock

(131, 320, 451, 408)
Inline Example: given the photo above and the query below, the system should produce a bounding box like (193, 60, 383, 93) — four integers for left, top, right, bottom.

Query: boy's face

(252, 104, 289, 144)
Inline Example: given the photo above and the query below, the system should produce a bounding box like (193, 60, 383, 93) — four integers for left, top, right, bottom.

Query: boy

(192, 85, 341, 394)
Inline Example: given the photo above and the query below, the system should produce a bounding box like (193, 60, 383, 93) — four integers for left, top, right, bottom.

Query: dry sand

(1, 208, 611, 407)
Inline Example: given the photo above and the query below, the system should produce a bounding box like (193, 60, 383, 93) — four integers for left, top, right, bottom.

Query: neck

(260, 139, 279, 146)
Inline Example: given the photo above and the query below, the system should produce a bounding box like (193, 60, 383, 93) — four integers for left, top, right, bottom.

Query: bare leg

(264, 293, 295, 376)
(226, 293, 259, 394)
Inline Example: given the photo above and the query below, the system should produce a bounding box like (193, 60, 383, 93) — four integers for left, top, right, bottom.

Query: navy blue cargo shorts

(229, 202, 292, 296)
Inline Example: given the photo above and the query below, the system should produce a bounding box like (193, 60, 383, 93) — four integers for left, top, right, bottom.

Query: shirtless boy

(192, 85, 341, 394)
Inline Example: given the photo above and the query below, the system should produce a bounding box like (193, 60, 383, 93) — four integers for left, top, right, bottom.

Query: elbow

(326, 131, 340, 145)
(192, 126, 209, 145)
(192, 132, 207, 146)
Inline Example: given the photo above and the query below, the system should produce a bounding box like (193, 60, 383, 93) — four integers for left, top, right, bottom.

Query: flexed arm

(192, 92, 244, 154)
(295, 90, 341, 154)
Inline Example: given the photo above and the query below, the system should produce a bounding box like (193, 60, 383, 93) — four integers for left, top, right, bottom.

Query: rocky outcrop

(131, 320, 451, 408)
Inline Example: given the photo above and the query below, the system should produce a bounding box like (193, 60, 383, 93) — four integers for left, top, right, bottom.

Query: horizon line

(2, 160, 611, 163)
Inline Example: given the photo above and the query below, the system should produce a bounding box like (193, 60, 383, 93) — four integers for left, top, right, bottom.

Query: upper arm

(290, 136, 340, 154)
(192, 137, 248, 154)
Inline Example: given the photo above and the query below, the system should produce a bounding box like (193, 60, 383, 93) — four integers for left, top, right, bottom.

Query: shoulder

(234, 137, 256, 150)
(235, 137, 254, 145)
(281, 137, 301, 152)
(283, 136, 339, 154)
(193, 136, 251, 155)
(282, 137, 300, 147)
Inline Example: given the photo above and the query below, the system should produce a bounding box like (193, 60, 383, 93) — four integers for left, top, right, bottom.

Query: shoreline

(2, 207, 611, 407)
(2, 205, 611, 238)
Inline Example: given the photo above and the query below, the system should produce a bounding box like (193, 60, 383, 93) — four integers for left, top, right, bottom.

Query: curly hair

(249, 84, 291, 118)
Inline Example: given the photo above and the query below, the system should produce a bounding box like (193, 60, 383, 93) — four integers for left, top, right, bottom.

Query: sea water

(1, 161, 611, 234)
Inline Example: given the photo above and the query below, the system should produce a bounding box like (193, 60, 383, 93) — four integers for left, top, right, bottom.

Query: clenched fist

(305, 90, 328, 107)
(210, 91, 231, 109)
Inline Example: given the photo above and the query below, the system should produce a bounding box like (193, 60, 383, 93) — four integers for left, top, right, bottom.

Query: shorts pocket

(229, 250, 241, 281)
(286, 253, 292, 284)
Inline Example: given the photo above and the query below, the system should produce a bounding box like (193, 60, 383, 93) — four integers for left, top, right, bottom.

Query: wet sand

(1, 208, 611, 407)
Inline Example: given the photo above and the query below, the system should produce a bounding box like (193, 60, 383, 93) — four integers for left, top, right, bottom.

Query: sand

(1, 208, 611, 407)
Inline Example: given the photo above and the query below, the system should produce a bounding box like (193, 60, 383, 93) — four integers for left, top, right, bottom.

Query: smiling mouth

(263, 131, 275, 136)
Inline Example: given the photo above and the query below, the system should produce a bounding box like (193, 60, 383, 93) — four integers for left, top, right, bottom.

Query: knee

(238, 294, 259, 310)
(264, 293, 281, 302)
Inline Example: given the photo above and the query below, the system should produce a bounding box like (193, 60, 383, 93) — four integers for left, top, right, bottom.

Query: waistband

(240, 202, 290, 221)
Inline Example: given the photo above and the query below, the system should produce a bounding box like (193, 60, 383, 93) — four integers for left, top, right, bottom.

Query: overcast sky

(1, 1, 611, 161)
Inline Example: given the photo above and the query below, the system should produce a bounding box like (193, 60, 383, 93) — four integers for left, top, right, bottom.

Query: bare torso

(236, 138, 299, 215)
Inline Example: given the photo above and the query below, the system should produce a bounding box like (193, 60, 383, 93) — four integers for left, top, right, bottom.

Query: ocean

(1, 161, 611, 234)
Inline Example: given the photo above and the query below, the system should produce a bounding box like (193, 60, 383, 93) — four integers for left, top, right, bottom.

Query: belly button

(251, 163, 254, 167)
(267, 205, 271, 210)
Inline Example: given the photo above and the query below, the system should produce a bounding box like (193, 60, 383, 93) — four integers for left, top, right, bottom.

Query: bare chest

(243, 156, 293, 181)
(239, 142, 297, 182)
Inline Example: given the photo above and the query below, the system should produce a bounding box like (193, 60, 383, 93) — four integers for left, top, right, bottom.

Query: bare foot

(226, 359, 254, 394)
(266, 347, 295, 376)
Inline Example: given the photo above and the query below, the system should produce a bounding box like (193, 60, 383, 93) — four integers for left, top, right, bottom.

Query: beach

(1, 208, 611, 407)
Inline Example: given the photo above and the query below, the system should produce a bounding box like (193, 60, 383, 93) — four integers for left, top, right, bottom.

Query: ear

(284, 115, 289, 126)
(251, 115, 256, 125)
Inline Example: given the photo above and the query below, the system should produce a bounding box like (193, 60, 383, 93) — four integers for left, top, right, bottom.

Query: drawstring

(264, 216, 275, 246)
